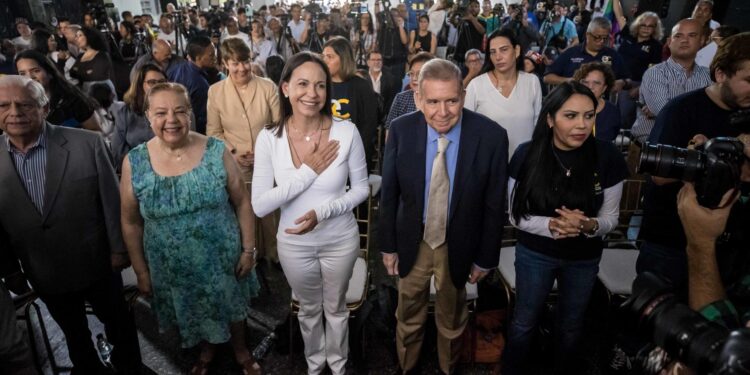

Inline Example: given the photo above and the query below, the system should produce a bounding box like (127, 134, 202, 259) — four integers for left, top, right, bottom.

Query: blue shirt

(545, 44, 630, 80)
(170, 61, 209, 134)
(423, 119, 462, 223)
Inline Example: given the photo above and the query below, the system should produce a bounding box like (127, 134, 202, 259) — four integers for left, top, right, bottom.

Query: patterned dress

(129, 137, 260, 348)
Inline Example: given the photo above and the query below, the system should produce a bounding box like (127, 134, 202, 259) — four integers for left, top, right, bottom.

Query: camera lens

(637, 143, 705, 182)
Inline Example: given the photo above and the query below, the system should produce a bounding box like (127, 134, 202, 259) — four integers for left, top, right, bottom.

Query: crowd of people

(1, 0, 749, 374)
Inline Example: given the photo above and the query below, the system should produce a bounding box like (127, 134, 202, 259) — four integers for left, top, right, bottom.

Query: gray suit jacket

(0, 123, 125, 295)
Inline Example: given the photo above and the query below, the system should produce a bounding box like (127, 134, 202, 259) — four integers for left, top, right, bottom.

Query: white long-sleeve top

(507, 177, 623, 238)
(252, 119, 369, 246)
(464, 71, 542, 156)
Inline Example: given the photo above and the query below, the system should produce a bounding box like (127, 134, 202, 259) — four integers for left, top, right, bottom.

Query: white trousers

(278, 233, 360, 375)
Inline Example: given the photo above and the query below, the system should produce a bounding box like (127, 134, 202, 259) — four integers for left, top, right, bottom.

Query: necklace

(551, 146, 572, 177)
(287, 117, 326, 166)
(159, 136, 190, 161)
(290, 117, 322, 142)
(491, 70, 516, 96)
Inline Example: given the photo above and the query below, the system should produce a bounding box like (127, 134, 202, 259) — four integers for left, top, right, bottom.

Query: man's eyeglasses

(588, 33, 610, 42)
(466, 58, 482, 64)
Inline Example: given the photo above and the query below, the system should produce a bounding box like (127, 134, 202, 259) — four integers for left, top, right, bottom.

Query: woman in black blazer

(322, 36, 380, 172)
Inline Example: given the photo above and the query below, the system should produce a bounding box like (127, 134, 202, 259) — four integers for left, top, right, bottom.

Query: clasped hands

(285, 140, 339, 235)
(548, 206, 596, 239)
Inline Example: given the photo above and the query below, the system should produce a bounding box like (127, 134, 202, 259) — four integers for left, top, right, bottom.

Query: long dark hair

(267, 52, 333, 137)
(14, 50, 98, 112)
(80, 26, 110, 53)
(482, 28, 524, 74)
(359, 11, 374, 34)
(511, 81, 599, 223)
(31, 29, 54, 55)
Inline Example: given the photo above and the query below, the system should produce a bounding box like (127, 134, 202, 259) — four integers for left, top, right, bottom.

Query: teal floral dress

(129, 137, 260, 348)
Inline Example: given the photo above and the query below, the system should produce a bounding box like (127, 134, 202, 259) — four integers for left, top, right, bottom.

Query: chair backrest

(605, 178, 646, 249)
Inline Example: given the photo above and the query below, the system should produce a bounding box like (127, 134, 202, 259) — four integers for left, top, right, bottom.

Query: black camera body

(638, 137, 745, 208)
(626, 272, 750, 375)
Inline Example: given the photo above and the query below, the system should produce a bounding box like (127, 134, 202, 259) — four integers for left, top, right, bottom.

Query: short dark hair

(187, 35, 213, 61)
(367, 50, 382, 60)
(714, 25, 741, 39)
(711, 32, 750, 81)
(57, 17, 70, 24)
(122, 11, 133, 19)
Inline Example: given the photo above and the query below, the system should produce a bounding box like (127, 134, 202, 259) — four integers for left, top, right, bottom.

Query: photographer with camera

(452, 0, 485, 66)
(539, 1, 579, 53)
(636, 32, 750, 292)
(375, 0, 409, 79)
(501, 3, 541, 54)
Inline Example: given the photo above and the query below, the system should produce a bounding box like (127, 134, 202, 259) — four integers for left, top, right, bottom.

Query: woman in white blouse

(464, 28, 542, 156)
(250, 19, 277, 65)
(251, 52, 368, 375)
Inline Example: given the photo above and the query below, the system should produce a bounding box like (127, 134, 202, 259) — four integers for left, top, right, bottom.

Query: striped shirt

(630, 58, 712, 144)
(385, 89, 417, 130)
(5, 129, 47, 213)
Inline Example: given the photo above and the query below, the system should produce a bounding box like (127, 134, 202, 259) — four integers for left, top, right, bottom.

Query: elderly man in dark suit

(380, 59, 508, 374)
(0, 75, 141, 375)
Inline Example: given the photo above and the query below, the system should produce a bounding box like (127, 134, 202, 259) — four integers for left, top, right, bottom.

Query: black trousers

(0, 282, 37, 375)
(38, 272, 141, 375)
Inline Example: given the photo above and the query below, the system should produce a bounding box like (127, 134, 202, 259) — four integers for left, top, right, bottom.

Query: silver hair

(418, 58, 462, 94)
(587, 16, 612, 34)
(464, 48, 485, 62)
(629, 11, 664, 41)
(0, 75, 49, 107)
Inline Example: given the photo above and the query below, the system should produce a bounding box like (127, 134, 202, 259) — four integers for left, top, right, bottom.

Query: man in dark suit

(380, 59, 508, 374)
(0, 76, 141, 375)
(366, 50, 402, 120)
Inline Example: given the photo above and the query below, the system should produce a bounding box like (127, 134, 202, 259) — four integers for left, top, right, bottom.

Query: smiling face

(146, 89, 191, 145)
(548, 93, 596, 151)
(0, 80, 48, 143)
(637, 16, 658, 40)
(281, 61, 328, 118)
(408, 61, 426, 91)
(416, 78, 464, 134)
(225, 57, 253, 85)
(488, 36, 520, 74)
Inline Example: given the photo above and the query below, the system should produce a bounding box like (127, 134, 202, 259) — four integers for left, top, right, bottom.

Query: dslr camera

(638, 137, 745, 208)
(625, 272, 750, 375)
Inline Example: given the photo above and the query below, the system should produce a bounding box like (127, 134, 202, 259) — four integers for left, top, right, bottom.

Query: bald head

(152, 39, 172, 65)
(669, 18, 705, 61)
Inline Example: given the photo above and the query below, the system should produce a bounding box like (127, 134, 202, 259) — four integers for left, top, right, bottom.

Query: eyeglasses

(466, 58, 482, 64)
(588, 33, 610, 42)
(145, 79, 167, 85)
(640, 24, 657, 28)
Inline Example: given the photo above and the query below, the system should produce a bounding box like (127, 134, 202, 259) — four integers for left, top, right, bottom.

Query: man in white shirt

(157, 14, 187, 53)
(288, 4, 307, 43)
(11, 19, 32, 52)
(695, 25, 740, 68)
(221, 16, 252, 47)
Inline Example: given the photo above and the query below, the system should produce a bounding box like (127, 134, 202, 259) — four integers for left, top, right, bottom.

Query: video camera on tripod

(85, 2, 117, 32)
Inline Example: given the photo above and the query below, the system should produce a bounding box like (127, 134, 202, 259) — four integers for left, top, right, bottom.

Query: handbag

(460, 309, 506, 369)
